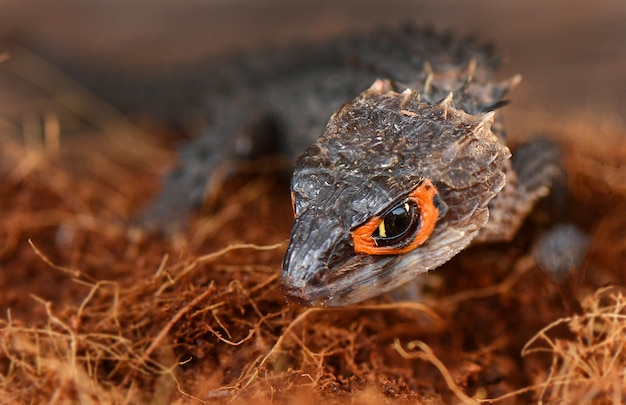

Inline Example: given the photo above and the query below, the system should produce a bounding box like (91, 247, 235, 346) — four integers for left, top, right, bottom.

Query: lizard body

(56, 26, 562, 306)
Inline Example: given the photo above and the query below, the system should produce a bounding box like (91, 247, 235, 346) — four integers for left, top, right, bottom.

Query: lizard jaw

(281, 211, 448, 307)
(281, 231, 479, 307)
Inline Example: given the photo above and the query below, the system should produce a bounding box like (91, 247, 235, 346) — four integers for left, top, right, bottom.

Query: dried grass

(1, 47, 626, 405)
(522, 287, 626, 404)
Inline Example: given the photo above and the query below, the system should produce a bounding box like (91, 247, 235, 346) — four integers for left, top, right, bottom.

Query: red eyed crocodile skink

(46, 26, 562, 307)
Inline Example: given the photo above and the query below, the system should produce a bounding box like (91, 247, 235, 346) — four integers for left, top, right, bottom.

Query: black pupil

(373, 200, 420, 247)
(385, 206, 410, 235)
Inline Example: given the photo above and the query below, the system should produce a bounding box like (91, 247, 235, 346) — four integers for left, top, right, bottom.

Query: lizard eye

(372, 201, 419, 246)
(351, 179, 445, 255)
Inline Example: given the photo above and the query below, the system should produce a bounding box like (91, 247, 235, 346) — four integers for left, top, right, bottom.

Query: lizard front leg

(138, 108, 283, 234)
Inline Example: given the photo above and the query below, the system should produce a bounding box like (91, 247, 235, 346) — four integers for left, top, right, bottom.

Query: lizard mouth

(281, 276, 358, 307)
(280, 259, 334, 306)
(281, 255, 411, 307)
(281, 284, 330, 307)
(281, 238, 402, 307)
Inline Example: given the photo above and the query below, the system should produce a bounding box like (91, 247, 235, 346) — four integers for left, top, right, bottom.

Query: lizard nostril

(281, 270, 331, 306)
(308, 268, 329, 287)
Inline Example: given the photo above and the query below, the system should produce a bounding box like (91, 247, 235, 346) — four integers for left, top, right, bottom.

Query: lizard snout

(281, 212, 347, 306)
(281, 260, 334, 306)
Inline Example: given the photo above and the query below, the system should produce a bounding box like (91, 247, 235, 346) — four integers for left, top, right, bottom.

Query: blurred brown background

(0, 0, 624, 135)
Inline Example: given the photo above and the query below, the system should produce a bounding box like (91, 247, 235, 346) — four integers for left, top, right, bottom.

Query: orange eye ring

(351, 179, 442, 255)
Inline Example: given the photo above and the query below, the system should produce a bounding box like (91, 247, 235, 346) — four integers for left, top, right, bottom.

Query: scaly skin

(283, 82, 511, 306)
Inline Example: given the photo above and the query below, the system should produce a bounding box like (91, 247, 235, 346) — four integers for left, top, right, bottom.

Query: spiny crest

(364, 79, 394, 96)
(400, 88, 415, 107)
(360, 79, 423, 109)
(435, 91, 497, 134)
(505, 74, 523, 92)
(358, 80, 500, 138)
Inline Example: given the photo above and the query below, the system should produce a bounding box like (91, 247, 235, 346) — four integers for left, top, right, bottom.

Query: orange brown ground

(1, 74, 625, 404)
(1, 2, 626, 402)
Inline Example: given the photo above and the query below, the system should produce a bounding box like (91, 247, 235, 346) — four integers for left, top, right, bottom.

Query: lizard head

(282, 80, 510, 306)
